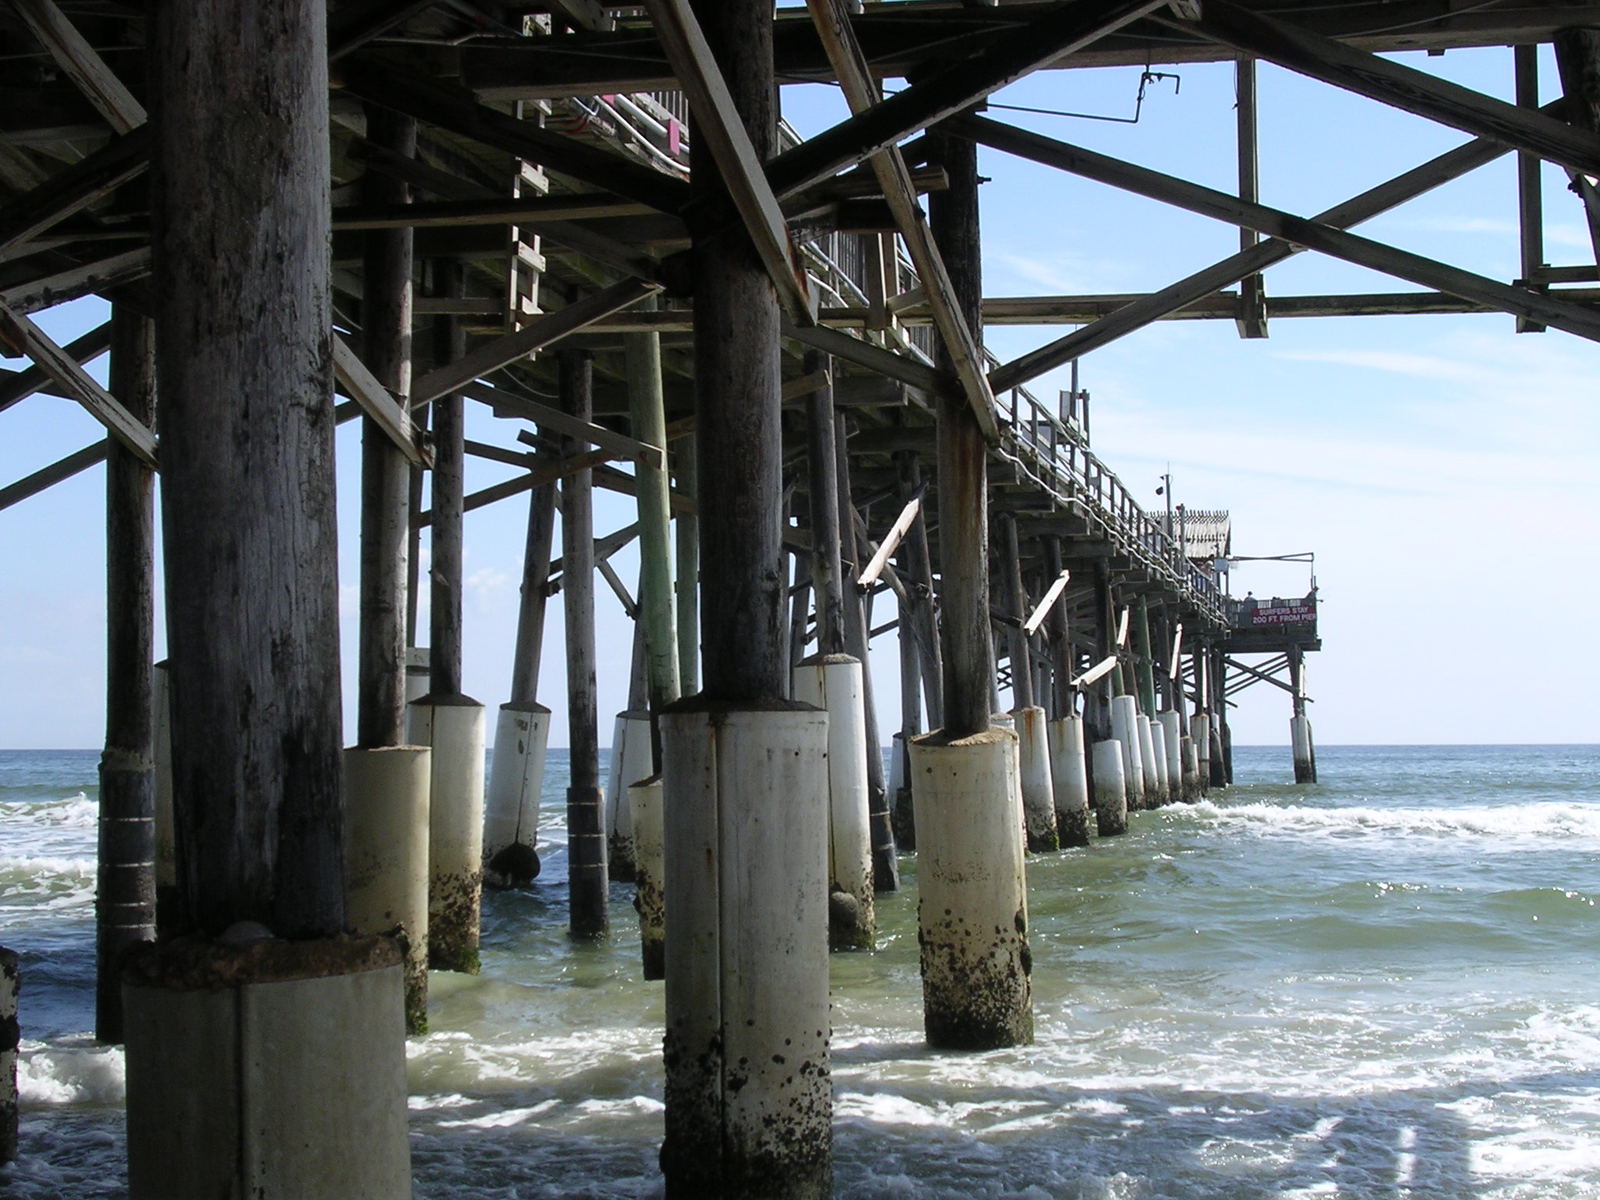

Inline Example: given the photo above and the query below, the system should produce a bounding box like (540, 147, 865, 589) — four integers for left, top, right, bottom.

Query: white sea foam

(1175, 798, 1600, 844)
(17, 1037, 126, 1106)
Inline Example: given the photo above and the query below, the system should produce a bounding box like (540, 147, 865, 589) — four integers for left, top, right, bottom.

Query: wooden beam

(0, 126, 149, 256)
(805, 0, 999, 442)
(339, 63, 691, 215)
(0, 318, 110, 414)
(1, 247, 151, 315)
(856, 486, 923, 589)
(767, 0, 1166, 199)
(1183, 1, 1600, 179)
(783, 321, 942, 392)
(964, 115, 1600, 347)
(410, 276, 661, 406)
(332, 333, 433, 468)
(334, 193, 657, 231)
(644, 0, 816, 323)
(461, 378, 662, 467)
(10, 0, 146, 133)
(1023, 569, 1070, 636)
(986, 106, 1554, 388)
(0, 298, 156, 466)
(0, 439, 108, 511)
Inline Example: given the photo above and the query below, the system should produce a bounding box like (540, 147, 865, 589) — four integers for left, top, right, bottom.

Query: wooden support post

(835, 414, 897, 892)
(806, 355, 848, 655)
(509, 476, 556, 706)
(930, 124, 993, 738)
(1044, 538, 1073, 718)
(1235, 57, 1268, 339)
(1555, 28, 1600, 262)
(626, 295, 683, 733)
(662, 2, 830, 1193)
(894, 451, 943, 730)
(1134, 599, 1158, 717)
(1288, 643, 1317, 784)
(357, 107, 415, 750)
(1515, 45, 1546, 333)
(1213, 646, 1233, 786)
(674, 439, 700, 696)
(97, 304, 156, 1044)
(152, 0, 344, 938)
(894, 580, 922, 851)
(1000, 513, 1034, 710)
(912, 116, 1031, 1051)
(560, 350, 609, 939)
(429, 261, 467, 699)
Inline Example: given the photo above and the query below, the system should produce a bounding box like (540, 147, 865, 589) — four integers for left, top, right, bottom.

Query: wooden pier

(4, 0, 1596, 1194)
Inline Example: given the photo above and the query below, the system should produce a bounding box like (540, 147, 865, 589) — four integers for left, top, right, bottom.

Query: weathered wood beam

(334, 193, 657, 230)
(409, 276, 661, 406)
(1179, 1, 1600, 178)
(767, 0, 1166, 200)
(987, 110, 1550, 388)
(0, 298, 156, 465)
(645, 0, 816, 323)
(333, 333, 432, 467)
(805, 0, 998, 442)
(783, 321, 941, 392)
(965, 115, 1600, 350)
(328, 0, 438, 59)
(0, 318, 109, 413)
(461, 378, 661, 467)
(339, 63, 691, 214)
(0, 127, 149, 257)
(0, 248, 151, 315)
(10, 0, 146, 133)
(0, 439, 108, 512)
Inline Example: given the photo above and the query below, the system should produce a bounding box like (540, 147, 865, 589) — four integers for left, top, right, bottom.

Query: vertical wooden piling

(834, 414, 896, 891)
(429, 261, 466, 700)
(151, 0, 344, 937)
(912, 116, 1032, 1051)
(356, 107, 415, 752)
(97, 305, 157, 1044)
(561, 349, 609, 939)
(0, 948, 15, 1163)
(1288, 643, 1317, 784)
(674, 439, 700, 696)
(661, 3, 831, 1193)
(805, 356, 847, 655)
(894, 450, 943, 730)
(1000, 513, 1034, 710)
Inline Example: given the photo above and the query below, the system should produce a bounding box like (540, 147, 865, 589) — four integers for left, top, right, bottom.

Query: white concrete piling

(910, 727, 1033, 1049)
(1158, 711, 1184, 805)
(1149, 720, 1170, 806)
(605, 711, 652, 882)
(1136, 715, 1160, 810)
(1014, 706, 1060, 853)
(1046, 714, 1092, 847)
(631, 776, 665, 979)
(1191, 713, 1212, 793)
(1110, 695, 1145, 810)
(342, 745, 431, 1033)
(660, 705, 831, 1196)
(482, 702, 549, 889)
(407, 697, 486, 973)
(124, 938, 411, 1199)
(793, 655, 875, 949)
(1292, 715, 1318, 784)
(1, 946, 16, 1164)
(1181, 737, 1201, 802)
(1090, 739, 1129, 836)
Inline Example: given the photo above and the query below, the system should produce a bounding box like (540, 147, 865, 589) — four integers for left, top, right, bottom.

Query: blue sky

(3, 42, 1597, 750)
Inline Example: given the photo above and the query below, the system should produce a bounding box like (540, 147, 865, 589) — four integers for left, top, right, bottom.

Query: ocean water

(2, 743, 1598, 1199)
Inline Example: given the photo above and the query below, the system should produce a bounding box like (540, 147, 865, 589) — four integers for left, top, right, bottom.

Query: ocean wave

(17, 1037, 126, 1106)
(1172, 799, 1600, 843)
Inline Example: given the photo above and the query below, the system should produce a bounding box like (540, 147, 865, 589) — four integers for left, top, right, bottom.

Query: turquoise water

(3, 744, 1598, 1198)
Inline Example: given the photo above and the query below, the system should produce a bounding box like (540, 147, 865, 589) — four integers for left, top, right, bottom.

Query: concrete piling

(483, 703, 549, 889)
(1090, 740, 1130, 836)
(1015, 706, 1061, 852)
(1158, 711, 1184, 804)
(408, 697, 487, 973)
(1047, 714, 1093, 847)
(1136, 715, 1160, 810)
(1111, 695, 1145, 809)
(631, 777, 666, 979)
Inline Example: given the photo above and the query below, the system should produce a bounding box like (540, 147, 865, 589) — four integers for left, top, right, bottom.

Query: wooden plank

(1169, 623, 1184, 680)
(805, 0, 999, 443)
(856, 487, 922, 589)
(1023, 569, 1070, 637)
(1116, 605, 1130, 647)
(963, 115, 1600, 347)
(10, 0, 146, 133)
(463, 379, 661, 467)
(0, 248, 151, 315)
(0, 127, 149, 256)
(334, 193, 656, 231)
(783, 320, 941, 392)
(0, 319, 110, 414)
(644, 0, 816, 323)
(986, 107, 1551, 390)
(333, 333, 432, 468)
(1071, 654, 1120, 689)
(340, 63, 691, 215)
(410, 276, 661, 407)
(0, 440, 107, 512)
(767, 0, 1166, 199)
(0, 299, 156, 466)
(1185, 0, 1600, 179)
